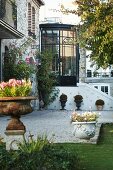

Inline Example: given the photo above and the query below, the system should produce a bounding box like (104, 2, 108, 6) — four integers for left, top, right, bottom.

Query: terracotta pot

(96, 105, 103, 111)
(0, 96, 36, 131)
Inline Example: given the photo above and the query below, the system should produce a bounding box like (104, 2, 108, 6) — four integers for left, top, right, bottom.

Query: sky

(39, 0, 80, 24)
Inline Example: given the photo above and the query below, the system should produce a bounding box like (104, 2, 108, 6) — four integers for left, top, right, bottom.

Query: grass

(60, 123, 113, 170)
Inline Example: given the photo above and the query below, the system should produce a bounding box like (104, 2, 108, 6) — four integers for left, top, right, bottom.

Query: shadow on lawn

(98, 123, 113, 145)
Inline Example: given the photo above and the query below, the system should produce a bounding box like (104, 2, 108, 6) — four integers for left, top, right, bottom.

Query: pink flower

(8, 79, 18, 87)
(16, 80, 22, 86)
(0, 79, 32, 97)
(0, 82, 7, 89)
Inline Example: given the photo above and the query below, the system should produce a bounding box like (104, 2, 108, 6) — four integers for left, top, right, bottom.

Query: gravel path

(0, 110, 113, 143)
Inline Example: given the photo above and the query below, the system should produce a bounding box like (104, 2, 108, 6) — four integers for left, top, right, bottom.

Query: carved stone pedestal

(0, 96, 36, 150)
(5, 130, 25, 150)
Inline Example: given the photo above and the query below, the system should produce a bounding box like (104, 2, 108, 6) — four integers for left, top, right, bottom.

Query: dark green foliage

(4, 60, 34, 81)
(95, 99, 105, 105)
(74, 95, 83, 102)
(0, 144, 13, 170)
(3, 42, 35, 81)
(36, 50, 59, 107)
(0, 135, 79, 170)
(60, 93, 67, 101)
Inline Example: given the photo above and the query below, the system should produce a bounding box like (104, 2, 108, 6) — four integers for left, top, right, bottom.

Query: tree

(61, 0, 113, 68)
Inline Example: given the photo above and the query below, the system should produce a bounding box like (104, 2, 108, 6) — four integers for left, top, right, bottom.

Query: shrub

(60, 93, 67, 101)
(74, 95, 83, 102)
(95, 99, 105, 105)
(0, 135, 80, 170)
(3, 42, 35, 81)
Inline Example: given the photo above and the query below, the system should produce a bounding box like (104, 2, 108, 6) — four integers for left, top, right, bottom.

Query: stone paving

(0, 110, 113, 144)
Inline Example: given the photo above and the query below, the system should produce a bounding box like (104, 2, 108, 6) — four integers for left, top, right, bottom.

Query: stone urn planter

(59, 93, 67, 110)
(71, 111, 99, 139)
(0, 96, 36, 131)
(0, 96, 36, 150)
(74, 95, 83, 110)
(0, 79, 36, 150)
(72, 121, 96, 139)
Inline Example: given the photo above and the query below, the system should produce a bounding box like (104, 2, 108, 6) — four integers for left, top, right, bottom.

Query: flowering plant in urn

(71, 111, 99, 122)
(71, 111, 100, 139)
(0, 79, 36, 131)
(0, 79, 31, 97)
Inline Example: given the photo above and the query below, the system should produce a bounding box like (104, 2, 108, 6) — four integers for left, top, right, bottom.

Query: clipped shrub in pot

(74, 95, 83, 102)
(95, 99, 104, 105)
(60, 93, 67, 110)
(60, 93, 67, 102)
(74, 95, 83, 110)
(95, 99, 105, 110)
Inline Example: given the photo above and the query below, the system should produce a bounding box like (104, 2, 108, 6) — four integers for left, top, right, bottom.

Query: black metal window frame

(39, 24, 79, 86)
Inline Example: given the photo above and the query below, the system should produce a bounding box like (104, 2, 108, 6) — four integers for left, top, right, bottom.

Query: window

(94, 86, 98, 89)
(101, 86, 108, 94)
(41, 29, 76, 76)
(40, 24, 78, 86)
(32, 7, 35, 33)
(28, 3, 31, 31)
(28, 3, 35, 36)
(93, 84, 109, 95)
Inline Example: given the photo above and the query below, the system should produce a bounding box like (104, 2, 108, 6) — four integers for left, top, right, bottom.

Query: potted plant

(0, 79, 36, 130)
(59, 93, 67, 110)
(71, 111, 100, 139)
(74, 95, 83, 110)
(0, 79, 36, 150)
(95, 99, 105, 110)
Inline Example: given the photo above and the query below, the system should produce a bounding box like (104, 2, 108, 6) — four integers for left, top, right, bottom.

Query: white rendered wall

(48, 83, 113, 111)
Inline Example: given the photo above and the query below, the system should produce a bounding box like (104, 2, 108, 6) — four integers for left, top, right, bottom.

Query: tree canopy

(61, 0, 113, 68)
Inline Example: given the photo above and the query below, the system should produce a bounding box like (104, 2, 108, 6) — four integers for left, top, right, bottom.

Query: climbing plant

(3, 39, 35, 81)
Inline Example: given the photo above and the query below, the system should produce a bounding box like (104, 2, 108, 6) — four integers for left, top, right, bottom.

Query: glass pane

(46, 30, 52, 34)
(105, 86, 108, 93)
(101, 86, 104, 92)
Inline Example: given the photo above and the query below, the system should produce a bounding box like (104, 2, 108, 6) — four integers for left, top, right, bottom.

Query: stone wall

(79, 48, 86, 83)
(1, 0, 42, 110)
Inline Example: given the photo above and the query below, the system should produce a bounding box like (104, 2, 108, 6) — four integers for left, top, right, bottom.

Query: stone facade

(79, 48, 86, 83)
(1, 0, 44, 110)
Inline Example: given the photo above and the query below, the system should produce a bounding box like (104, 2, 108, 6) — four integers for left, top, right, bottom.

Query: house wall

(1, 0, 43, 110)
(16, 0, 40, 37)
(85, 77, 113, 97)
(80, 49, 113, 98)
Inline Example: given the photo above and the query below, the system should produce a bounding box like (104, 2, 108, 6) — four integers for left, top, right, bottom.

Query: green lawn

(61, 123, 113, 170)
